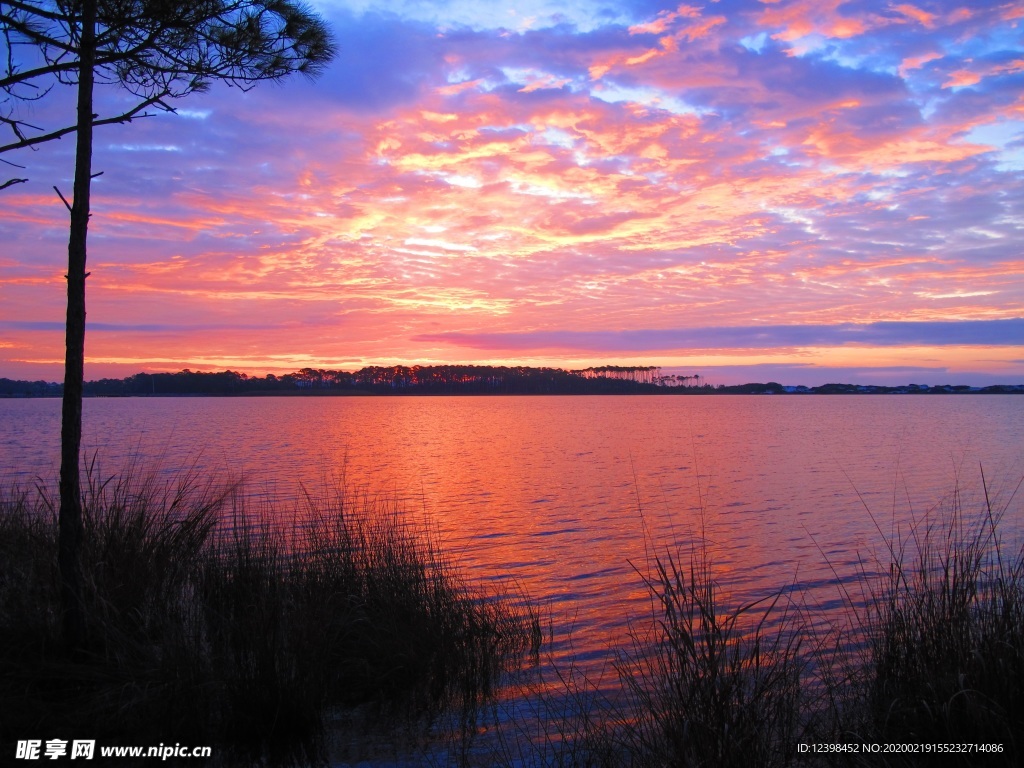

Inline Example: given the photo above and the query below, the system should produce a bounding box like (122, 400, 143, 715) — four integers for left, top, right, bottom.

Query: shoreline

(3, 386, 1023, 399)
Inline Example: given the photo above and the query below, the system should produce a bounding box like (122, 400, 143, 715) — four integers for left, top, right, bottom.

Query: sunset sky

(2, 0, 1022, 386)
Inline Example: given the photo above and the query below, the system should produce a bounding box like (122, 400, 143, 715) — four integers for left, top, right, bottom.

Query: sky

(1, 0, 1023, 386)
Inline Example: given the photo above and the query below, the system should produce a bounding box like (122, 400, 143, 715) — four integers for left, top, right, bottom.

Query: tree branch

(53, 183, 71, 210)
(2, 0, 77, 25)
(1, 31, 172, 90)
(1, 0, 336, 167)
(0, 92, 172, 154)
(0, 10, 78, 55)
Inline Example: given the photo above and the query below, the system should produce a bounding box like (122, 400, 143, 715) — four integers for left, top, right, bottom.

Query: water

(3, 395, 1023, 759)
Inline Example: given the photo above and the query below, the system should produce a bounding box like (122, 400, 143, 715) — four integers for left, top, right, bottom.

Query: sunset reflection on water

(2, 394, 1022, 685)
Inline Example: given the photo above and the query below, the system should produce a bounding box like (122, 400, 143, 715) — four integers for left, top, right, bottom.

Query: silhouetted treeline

(2, 369, 1021, 397)
(3, 365, 689, 396)
(343, 365, 681, 394)
(0, 378, 63, 397)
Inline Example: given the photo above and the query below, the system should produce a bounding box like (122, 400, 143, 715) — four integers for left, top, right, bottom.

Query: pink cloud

(1, 3, 1021, 382)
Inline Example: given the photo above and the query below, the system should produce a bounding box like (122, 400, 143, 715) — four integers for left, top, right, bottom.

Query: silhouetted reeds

(485, 470, 1022, 768)
(851, 472, 1024, 765)
(611, 546, 809, 767)
(502, 545, 820, 768)
(4, 461, 1021, 767)
(0, 464, 538, 765)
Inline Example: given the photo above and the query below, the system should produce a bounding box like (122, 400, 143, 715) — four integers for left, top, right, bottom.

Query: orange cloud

(943, 59, 1024, 88)
(893, 4, 938, 28)
(3, 0, 1021, 384)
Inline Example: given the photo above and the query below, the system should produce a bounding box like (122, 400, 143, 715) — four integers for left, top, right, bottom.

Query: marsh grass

(3, 460, 1022, 767)
(852, 472, 1024, 764)
(0, 464, 538, 765)
(488, 470, 1023, 768)
(613, 547, 809, 767)
(510, 547, 819, 768)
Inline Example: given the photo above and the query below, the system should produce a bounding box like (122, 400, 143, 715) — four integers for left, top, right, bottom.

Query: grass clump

(524, 545, 815, 768)
(500, 471, 1023, 768)
(614, 547, 808, 767)
(857, 475, 1024, 763)
(0, 465, 537, 765)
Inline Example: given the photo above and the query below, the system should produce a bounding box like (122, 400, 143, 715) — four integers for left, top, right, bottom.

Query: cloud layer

(1, 0, 1022, 384)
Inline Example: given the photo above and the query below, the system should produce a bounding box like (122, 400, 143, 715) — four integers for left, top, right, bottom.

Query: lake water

(2, 395, 1023, 760)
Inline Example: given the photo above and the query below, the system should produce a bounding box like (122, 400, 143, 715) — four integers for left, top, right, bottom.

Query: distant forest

(2, 365, 1021, 397)
(3, 365, 689, 397)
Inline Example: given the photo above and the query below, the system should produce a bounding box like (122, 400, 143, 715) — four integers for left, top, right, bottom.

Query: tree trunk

(58, 0, 97, 655)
